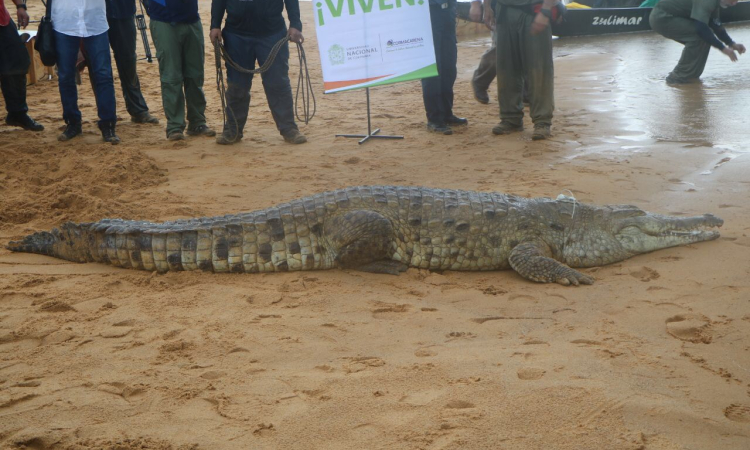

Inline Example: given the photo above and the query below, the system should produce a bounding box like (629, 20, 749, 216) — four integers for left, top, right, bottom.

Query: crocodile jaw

(614, 213, 723, 255)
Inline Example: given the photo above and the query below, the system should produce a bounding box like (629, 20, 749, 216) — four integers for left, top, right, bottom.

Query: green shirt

(654, 0, 720, 24)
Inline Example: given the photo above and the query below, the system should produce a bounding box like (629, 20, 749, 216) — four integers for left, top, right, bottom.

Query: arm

(709, 18, 745, 53)
(531, 0, 558, 36)
(694, 20, 739, 61)
(209, 0, 227, 43)
(11, 0, 29, 29)
(469, 0, 482, 22)
(284, 0, 304, 43)
(482, 0, 495, 30)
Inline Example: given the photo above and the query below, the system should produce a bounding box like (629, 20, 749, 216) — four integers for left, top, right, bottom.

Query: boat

(456, 0, 750, 38)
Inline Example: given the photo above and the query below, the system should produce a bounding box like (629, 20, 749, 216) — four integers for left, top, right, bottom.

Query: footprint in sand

(517, 368, 546, 380)
(724, 404, 750, 423)
(629, 267, 660, 282)
(665, 314, 712, 344)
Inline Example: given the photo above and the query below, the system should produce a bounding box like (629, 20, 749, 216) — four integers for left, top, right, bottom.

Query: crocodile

(6, 186, 723, 286)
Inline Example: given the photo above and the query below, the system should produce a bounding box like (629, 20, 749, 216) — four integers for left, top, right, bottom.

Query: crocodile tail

(6, 222, 98, 263)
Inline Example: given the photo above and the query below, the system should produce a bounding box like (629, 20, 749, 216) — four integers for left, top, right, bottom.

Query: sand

(1, 3, 749, 449)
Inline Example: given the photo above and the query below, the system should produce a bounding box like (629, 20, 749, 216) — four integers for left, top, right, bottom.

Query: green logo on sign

(329, 44, 345, 65)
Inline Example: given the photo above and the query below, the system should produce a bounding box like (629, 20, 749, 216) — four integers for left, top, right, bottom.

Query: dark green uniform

(495, 0, 554, 129)
(649, 0, 720, 82)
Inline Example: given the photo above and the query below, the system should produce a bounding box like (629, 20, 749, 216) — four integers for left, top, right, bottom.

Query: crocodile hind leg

(509, 241, 595, 286)
(326, 210, 408, 275)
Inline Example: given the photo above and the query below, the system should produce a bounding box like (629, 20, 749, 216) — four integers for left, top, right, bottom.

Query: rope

(213, 36, 316, 138)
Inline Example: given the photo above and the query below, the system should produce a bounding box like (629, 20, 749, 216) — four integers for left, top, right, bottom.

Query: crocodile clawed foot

(555, 269, 595, 286)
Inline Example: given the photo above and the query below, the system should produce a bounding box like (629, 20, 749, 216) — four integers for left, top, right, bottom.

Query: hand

(288, 27, 304, 44)
(722, 46, 738, 62)
(731, 42, 746, 54)
(531, 12, 550, 35)
(16, 7, 29, 29)
(483, 6, 495, 30)
(209, 28, 222, 45)
(469, 1, 483, 22)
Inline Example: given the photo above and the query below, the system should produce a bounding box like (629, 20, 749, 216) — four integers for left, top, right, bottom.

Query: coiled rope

(213, 36, 316, 136)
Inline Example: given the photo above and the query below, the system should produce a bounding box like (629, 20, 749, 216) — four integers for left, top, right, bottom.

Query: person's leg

(54, 31, 83, 126)
(82, 31, 117, 126)
(108, 17, 150, 118)
(495, 7, 525, 127)
(473, 29, 497, 102)
(258, 28, 297, 135)
(440, 4, 458, 121)
(672, 38, 710, 81)
(222, 29, 255, 140)
(182, 21, 210, 133)
(422, 4, 448, 127)
(0, 19, 31, 117)
(150, 19, 186, 136)
(522, 12, 554, 128)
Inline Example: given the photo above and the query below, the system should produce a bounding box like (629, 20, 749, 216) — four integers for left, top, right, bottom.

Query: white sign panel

(313, 0, 438, 93)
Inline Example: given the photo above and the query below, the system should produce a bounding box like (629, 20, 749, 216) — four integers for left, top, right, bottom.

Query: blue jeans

(55, 30, 117, 127)
(222, 28, 297, 139)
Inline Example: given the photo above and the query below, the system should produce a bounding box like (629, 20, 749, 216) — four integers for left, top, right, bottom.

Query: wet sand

(1, 4, 749, 449)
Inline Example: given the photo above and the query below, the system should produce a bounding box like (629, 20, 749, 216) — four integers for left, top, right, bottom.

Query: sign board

(312, 0, 438, 93)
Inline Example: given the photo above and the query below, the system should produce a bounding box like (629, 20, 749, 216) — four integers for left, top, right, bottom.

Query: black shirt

(211, 0, 302, 37)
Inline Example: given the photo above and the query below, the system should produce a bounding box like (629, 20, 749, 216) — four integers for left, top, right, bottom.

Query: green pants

(150, 20, 208, 136)
(496, 5, 554, 126)
(649, 7, 711, 82)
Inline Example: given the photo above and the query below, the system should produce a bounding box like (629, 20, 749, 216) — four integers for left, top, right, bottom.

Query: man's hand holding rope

(210, 28, 222, 45)
(288, 27, 303, 44)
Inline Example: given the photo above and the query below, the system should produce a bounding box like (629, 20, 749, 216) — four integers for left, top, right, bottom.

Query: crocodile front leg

(509, 241, 595, 286)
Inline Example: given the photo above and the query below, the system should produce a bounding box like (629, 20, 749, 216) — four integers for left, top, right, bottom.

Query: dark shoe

(131, 111, 160, 124)
(427, 122, 453, 135)
(446, 115, 468, 126)
(472, 82, 489, 104)
(216, 132, 241, 145)
(167, 131, 185, 141)
(281, 128, 308, 144)
(186, 125, 216, 137)
(58, 122, 82, 142)
(101, 123, 121, 145)
(665, 74, 691, 85)
(492, 121, 523, 135)
(5, 113, 44, 131)
(531, 124, 551, 141)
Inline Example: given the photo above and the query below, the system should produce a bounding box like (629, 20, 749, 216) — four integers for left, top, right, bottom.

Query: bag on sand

(35, 0, 56, 67)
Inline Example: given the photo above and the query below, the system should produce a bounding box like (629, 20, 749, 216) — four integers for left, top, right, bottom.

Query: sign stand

(336, 88, 404, 145)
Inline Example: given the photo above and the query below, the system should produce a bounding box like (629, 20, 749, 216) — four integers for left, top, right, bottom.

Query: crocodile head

(555, 201, 723, 267)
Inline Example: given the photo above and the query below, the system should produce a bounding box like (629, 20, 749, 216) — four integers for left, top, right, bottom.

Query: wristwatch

(540, 8, 553, 19)
(16, 2, 28, 9)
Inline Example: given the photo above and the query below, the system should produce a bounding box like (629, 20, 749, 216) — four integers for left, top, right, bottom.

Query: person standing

(209, 0, 307, 145)
(53, 0, 120, 143)
(422, 0, 467, 135)
(100, 0, 158, 124)
(0, 0, 43, 131)
(149, 0, 215, 140)
(650, 0, 744, 84)
(493, 0, 557, 140)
